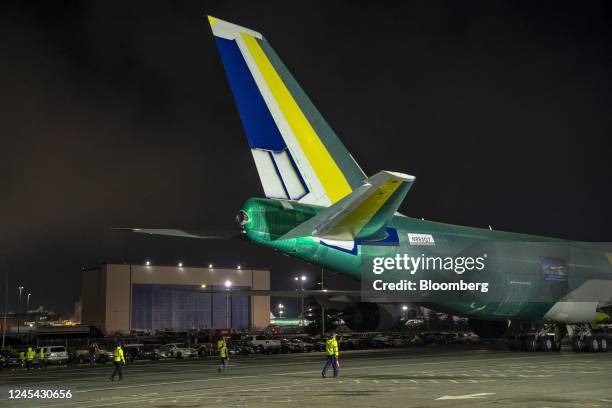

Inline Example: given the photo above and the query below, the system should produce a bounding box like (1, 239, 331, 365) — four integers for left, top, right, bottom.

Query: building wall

(105, 264, 131, 335)
(251, 269, 270, 329)
(82, 264, 270, 334)
(81, 267, 106, 329)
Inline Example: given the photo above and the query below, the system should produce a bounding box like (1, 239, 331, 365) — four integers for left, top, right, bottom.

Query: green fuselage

(240, 197, 612, 322)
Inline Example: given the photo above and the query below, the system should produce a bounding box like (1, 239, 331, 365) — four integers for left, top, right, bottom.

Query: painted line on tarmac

(27, 377, 335, 408)
(4, 352, 545, 389)
(74, 355, 538, 393)
(19, 355, 603, 408)
(0, 348, 507, 379)
(0, 353, 490, 384)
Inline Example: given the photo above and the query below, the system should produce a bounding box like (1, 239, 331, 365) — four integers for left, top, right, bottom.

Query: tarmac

(1, 343, 611, 407)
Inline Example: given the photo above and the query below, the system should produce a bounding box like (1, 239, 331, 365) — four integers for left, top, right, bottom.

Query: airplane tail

(278, 171, 415, 241)
(208, 16, 366, 207)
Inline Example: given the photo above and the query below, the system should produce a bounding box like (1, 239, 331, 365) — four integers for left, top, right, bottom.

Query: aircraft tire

(539, 336, 555, 352)
(585, 336, 599, 352)
(598, 337, 607, 352)
(525, 336, 538, 352)
(571, 337, 585, 352)
(508, 338, 520, 351)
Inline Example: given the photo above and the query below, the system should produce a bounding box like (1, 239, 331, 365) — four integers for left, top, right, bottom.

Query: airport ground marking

(436, 392, 495, 400)
(9, 354, 612, 408)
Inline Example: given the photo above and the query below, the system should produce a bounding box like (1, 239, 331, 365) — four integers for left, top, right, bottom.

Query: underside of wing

(113, 228, 245, 240)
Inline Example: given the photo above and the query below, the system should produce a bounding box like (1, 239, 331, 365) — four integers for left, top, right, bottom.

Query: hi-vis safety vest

(218, 340, 228, 358)
(113, 347, 125, 363)
(325, 338, 339, 357)
(25, 349, 35, 361)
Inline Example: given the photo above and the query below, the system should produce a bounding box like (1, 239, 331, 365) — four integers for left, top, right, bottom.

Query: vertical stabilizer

(208, 16, 366, 206)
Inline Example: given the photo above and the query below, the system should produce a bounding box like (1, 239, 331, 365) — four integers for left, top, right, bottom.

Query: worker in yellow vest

(217, 337, 229, 374)
(109, 342, 125, 381)
(25, 347, 35, 370)
(322, 333, 340, 378)
(26, 347, 36, 370)
(38, 347, 46, 369)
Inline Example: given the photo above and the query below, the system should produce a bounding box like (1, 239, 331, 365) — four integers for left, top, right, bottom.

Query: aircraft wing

(113, 228, 245, 240)
(278, 170, 414, 241)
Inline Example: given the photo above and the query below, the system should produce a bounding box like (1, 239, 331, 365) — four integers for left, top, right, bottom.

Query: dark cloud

(1, 1, 611, 312)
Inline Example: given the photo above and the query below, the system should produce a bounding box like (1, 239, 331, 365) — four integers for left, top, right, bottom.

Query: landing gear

(506, 322, 562, 352)
(566, 323, 608, 353)
(571, 336, 585, 352)
(524, 336, 538, 352)
(599, 337, 608, 352)
(539, 336, 556, 352)
(585, 337, 599, 352)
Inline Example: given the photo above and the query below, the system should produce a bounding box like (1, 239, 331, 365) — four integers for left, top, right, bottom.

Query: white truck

(243, 335, 281, 354)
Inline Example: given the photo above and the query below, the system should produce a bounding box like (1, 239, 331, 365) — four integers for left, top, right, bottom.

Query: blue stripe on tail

(214, 38, 286, 152)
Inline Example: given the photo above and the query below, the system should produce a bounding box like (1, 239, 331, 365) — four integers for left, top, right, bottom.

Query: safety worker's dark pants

(39, 359, 46, 369)
(26, 360, 33, 370)
(322, 356, 339, 377)
(110, 362, 123, 379)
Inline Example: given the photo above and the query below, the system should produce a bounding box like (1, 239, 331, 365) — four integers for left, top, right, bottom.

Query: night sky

(2, 1, 612, 313)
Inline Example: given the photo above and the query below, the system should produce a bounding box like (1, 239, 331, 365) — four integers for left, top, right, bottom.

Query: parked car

(141, 344, 163, 360)
(1, 350, 24, 368)
(123, 344, 144, 362)
(385, 335, 407, 347)
(229, 340, 256, 356)
(310, 339, 326, 352)
(195, 344, 213, 357)
(42, 346, 69, 365)
(456, 331, 479, 344)
(163, 343, 197, 358)
(289, 339, 313, 352)
(97, 348, 115, 363)
(243, 335, 281, 354)
(420, 331, 448, 345)
(157, 345, 173, 359)
(279, 339, 292, 353)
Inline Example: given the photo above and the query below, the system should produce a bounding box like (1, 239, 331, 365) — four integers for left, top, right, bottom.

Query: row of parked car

(1, 346, 71, 369)
(1, 331, 479, 369)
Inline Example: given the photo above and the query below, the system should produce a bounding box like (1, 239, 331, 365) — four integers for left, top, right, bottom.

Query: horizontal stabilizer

(278, 171, 415, 241)
(113, 228, 245, 240)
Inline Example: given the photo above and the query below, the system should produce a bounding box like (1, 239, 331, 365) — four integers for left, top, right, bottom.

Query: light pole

(321, 268, 325, 336)
(224, 280, 232, 329)
(2, 269, 7, 350)
(295, 275, 307, 326)
(278, 303, 284, 319)
(17, 286, 23, 335)
(27, 293, 31, 312)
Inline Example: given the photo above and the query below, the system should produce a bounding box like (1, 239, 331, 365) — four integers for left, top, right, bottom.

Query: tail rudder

(208, 16, 365, 206)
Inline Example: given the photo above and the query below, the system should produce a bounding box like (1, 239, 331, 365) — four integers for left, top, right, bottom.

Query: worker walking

(109, 343, 125, 381)
(89, 342, 99, 367)
(38, 347, 46, 369)
(322, 333, 340, 378)
(25, 347, 35, 370)
(217, 337, 229, 374)
(18, 350, 25, 369)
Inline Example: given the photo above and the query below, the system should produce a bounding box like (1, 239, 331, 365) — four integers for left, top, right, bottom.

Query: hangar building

(81, 263, 270, 334)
